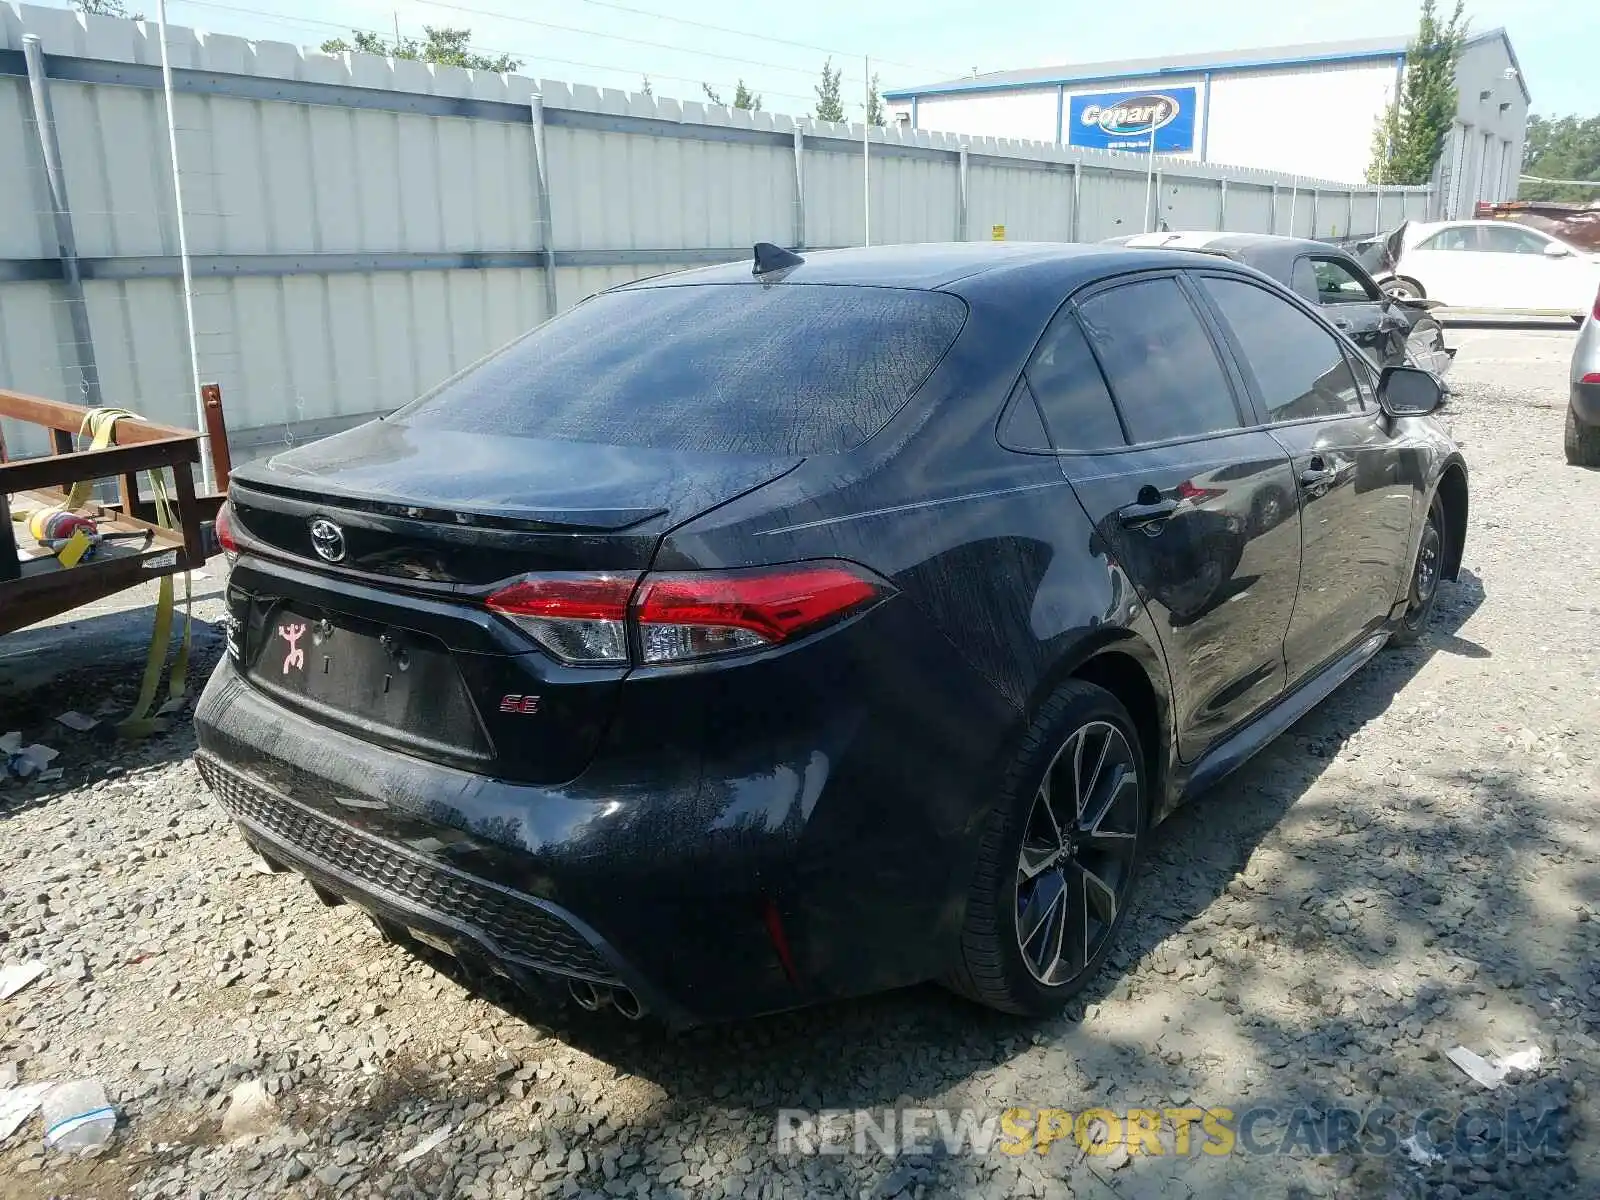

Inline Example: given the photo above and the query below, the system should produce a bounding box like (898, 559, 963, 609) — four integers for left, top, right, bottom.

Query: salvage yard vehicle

(195, 242, 1468, 1026)
(1357, 219, 1600, 321)
(1110, 231, 1455, 377)
(1567, 284, 1600, 466)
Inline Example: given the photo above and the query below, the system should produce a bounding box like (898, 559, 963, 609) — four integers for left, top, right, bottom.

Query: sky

(42, 0, 1598, 119)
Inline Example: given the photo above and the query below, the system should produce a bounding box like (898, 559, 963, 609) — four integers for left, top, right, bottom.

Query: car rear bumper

(194, 650, 996, 1025)
(1572, 379, 1600, 427)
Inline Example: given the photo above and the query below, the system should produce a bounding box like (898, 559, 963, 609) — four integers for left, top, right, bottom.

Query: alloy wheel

(1014, 721, 1140, 986)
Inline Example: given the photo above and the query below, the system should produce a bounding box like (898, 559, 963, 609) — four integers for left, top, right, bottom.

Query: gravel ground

(2, 324, 1596, 1200)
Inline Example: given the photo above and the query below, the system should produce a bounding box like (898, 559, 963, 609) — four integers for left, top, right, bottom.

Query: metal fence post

(1070, 161, 1082, 241)
(957, 147, 970, 241)
(1347, 189, 1356, 237)
(792, 128, 806, 249)
(1153, 168, 1164, 231)
(1269, 183, 1279, 234)
(22, 35, 101, 408)
(529, 93, 559, 320)
(1375, 184, 1384, 231)
(1311, 188, 1320, 237)
(1217, 178, 1228, 230)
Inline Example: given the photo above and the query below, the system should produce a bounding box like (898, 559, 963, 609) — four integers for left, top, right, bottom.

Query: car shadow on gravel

(396, 570, 1598, 1198)
(0, 606, 224, 818)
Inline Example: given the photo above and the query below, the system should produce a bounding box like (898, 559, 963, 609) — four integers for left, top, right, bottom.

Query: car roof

(614, 241, 1241, 293)
(1114, 230, 1353, 259)
(1411, 219, 1553, 232)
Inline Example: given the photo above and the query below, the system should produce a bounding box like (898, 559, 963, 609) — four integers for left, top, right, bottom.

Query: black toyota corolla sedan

(197, 242, 1468, 1026)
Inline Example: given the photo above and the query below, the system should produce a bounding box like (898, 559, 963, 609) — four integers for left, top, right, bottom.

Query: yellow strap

(118, 458, 193, 737)
(63, 407, 142, 512)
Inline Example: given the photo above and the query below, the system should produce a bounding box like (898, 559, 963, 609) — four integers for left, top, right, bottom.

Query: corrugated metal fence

(0, 3, 1432, 461)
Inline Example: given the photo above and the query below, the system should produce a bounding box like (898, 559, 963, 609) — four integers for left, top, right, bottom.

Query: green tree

(1520, 114, 1600, 201)
(321, 26, 519, 73)
(733, 80, 763, 112)
(75, 0, 143, 18)
(813, 58, 844, 123)
(1367, 0, 1468, 185)
(866, 72, 884, 126)
(703, 81, 762, 110)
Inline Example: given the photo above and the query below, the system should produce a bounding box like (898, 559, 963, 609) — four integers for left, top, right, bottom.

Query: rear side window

(1479, 225, 1548, 254)
(1025, 312, 1126, 450)
(395, 284, 966, 456)
(1200, 277, 1363, 421)
(1076, 278, 1241, 445)
(1309, 257, 1379, 303)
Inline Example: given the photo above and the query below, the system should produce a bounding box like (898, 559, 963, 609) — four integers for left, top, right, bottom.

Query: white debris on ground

(0, 326, 1595, 1198)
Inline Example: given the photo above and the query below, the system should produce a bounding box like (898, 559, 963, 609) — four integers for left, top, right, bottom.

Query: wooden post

(201, 382, 232, 492)
(171, 463, 204, 568)
(0, 492, 19, 582)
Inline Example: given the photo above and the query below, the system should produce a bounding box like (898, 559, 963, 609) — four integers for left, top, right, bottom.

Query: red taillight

(1592, 285, 1600, 322)
(1583, 374, 1600, 386)
(214, 500, 239, 558)
(634, 564, 883, 663)
(485, 573, 638, 665)
(484, 562, 887, 666)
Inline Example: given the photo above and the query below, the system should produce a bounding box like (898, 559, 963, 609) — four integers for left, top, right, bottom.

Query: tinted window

(1479, 225, 1548, 254)
(1419, 227, 1477, 252)
(1200, 277, 1363, 422)
(396, 284, 966, 455)
(1290, 257, 1320, 304)
(1025, 312, 1125, 450)
(1076, 278, 1240, 444)
(998, 380, 1051, 452)
(1310, 257, 1378, 303)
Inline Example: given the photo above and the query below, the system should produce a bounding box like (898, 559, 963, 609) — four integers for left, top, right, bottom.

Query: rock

(221, 1079, 280, 1141)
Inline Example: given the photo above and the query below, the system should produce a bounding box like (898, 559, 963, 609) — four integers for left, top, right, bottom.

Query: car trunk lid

(224, 420, 801, 783)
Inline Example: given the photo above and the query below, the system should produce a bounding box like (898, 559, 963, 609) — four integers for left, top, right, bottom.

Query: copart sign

(1069, 86, 1197, 152)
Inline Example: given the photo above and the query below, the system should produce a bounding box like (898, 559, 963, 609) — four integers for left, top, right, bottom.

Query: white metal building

(884, 30, 1529, 217)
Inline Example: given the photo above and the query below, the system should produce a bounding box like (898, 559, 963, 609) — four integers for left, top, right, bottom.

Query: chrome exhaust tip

(567, 979, 608, 1012)
(611, 987, 646, 1021)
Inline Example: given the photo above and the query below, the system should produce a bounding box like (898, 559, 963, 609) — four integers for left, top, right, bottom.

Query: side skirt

(1175, 630, 1389, 805)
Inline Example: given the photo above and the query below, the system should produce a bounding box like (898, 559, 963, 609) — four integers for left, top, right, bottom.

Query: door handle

(1332, 318, 1351, 330)
(1118, 496, 1180, 529)
(1299, 462, 1337, 488)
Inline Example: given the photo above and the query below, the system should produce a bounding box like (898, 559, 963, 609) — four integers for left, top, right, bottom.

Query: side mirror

(1544, 242, 1573, 258)
(1378, 365, 1444, 417)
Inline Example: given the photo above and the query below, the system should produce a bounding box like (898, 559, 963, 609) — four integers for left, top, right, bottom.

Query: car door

(1402, 225, 1481, 306)
(1193, 272, 1418, 685)
(1478, 224, 1597, 313)
(1293, 253, 1395, 366)
(1029, 273, 1301, 761)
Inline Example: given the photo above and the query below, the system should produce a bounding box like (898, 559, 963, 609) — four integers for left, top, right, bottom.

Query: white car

(1377, 220, 1600, 321)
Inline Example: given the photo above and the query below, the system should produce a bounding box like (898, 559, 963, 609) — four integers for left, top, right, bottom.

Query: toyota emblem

(308, 517, 347, 563)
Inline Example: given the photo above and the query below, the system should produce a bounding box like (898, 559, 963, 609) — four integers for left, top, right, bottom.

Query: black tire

(945, 680, 1148, 1017)
(1566, 406, 1600, 467)
(1385, 277, 1425, 301)
(1390, 493, 1447, 647)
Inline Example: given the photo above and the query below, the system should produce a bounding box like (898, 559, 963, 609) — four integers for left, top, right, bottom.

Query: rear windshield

(394, 283, 966, 456)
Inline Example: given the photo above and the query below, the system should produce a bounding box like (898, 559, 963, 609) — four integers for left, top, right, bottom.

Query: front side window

(1418, 227, 1478, 252)
(1075, 278, 1241, 445)
(1199, 277, 1364, 422)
